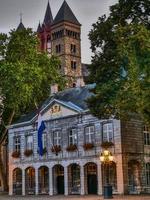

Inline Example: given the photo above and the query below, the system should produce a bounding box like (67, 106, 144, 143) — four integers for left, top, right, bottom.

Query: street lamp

(100, 150, 113, 199)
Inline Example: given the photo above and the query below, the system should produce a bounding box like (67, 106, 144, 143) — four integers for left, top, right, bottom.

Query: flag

(38, 112, 45, 156)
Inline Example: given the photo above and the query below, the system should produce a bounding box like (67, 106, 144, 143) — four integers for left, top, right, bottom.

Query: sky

(0, 0, 118, 64)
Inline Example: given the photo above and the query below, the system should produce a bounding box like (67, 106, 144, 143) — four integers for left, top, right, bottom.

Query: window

(26, 135, 33, 150)
(69, 129, 77, 145)
(85, 126, 95, 143)
(71, 44, 76, 53)
(53, 131, 61, 146)
(145, 163, 150, 186)
(56, 44, 61, 53)
(143, 126, 150, 145)
(102, 122, 113, 142)
(14, 136, 20, 152)
(47, 37, 51, 53)
(42, 133, 47, 148)
(71, 61, 77, 70)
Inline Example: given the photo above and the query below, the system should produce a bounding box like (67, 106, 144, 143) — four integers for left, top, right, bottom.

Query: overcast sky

(0, 0, 118, 63)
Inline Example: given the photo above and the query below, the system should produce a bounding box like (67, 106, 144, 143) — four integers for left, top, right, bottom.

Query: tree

(0, 27, 65, 130)
(87, 0, 150, 125)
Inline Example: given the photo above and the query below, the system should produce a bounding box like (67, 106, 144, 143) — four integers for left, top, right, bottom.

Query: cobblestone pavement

(0, 195, 150, 200)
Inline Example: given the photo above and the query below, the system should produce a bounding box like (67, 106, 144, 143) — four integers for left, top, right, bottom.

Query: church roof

(43, 1, 53, 25)
(12, 84, 95, 126)
(16, 22, 25, 31)
(37, 22, 42, 33)
(53, 0, 80, 25)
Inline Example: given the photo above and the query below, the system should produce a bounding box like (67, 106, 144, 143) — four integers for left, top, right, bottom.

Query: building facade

(8, 85, 150, 196)
(7, 0, 150, 196)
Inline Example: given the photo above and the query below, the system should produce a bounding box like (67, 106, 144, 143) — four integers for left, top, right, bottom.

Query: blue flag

(38, 113, 45, 156)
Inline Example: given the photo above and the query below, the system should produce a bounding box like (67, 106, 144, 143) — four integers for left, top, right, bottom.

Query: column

(49, 166, 53, 196)
(116, 155, 124, 194)
(64, 166, 68, 195)
(97, 162, 103, 195)
(9, 169, 13, 195)
(22, 169, 25, 195)
(35, 168, 38, 195)
(80, 165, 85, 195)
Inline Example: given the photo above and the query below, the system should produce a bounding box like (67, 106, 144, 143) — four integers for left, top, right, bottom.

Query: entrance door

(88, 175, 97, 194)
(57, 176, 64, 194)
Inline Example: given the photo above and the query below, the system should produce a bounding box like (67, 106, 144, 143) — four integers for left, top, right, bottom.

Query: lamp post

(100, 150, 113, 199)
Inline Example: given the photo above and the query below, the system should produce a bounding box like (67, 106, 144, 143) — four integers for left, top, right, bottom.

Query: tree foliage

(87, 0, 150, 124)
(0, 28, 65, 128)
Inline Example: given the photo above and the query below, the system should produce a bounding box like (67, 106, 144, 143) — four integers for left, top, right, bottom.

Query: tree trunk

(0, 110, 15, 191)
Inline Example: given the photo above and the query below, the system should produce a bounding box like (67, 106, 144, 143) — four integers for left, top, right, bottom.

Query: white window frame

(143, 126, 150, 145)
(102, 122, 113, 142)
(42, 132, 47, 148)
(26, 135, 33, 150)
(14, 136, 21, 152)
(85, 126, 95, 143)
(69, 128, 77, 145)
(53, 131, 61, 146)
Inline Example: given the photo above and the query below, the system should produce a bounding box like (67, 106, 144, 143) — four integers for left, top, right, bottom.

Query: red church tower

(37, 1, 53, 53)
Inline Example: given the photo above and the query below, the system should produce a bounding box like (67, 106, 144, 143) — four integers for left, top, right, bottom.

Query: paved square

(0, 195, 150, 200)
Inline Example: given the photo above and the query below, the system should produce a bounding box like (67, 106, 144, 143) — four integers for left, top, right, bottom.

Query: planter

(66, 144, 77, 152)
(101, 141, 114, 149)
(24, 149, 33, 157)
(12, 151, 20, 158)
(51, 145, 61, 154)
(83, 143, 94, 151)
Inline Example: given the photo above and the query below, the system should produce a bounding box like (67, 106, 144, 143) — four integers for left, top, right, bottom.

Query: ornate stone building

(8, 85, 150, 195)
(7, 0, 150, 196)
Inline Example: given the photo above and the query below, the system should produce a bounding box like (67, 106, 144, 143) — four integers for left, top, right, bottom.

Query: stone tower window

(73, 83, 76, 88)
(56, 44, 61, 53)
(71, 44, 76, 53)
(71, 61, 77, 70)
(47, 36, 51, 53)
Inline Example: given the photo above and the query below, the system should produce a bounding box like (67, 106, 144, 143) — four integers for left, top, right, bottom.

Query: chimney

(50, 84, 58, 95)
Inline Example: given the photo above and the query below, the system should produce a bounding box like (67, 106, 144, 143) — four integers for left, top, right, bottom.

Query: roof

(43, 1, 53, 25)
(37, 22, 42, 33)
(14, 84, 95, 125)
(53, 0, 80, 26)
(16, 22, 25, 31)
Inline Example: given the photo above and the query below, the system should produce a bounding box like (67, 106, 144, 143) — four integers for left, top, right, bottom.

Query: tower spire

(43, 0, 53, 25)
(20, 12, 23, 23)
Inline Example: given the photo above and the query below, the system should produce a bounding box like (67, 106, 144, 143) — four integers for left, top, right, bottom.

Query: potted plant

(101, 141, 114, 149)
(66, 144, 77, 152)
(12, 151, 20, 158)
(51, 145, 61, 154)
(83, 143, 94, 151)
(24, 149, 33, 157)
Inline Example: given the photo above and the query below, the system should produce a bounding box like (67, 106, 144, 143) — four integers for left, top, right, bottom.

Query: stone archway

(38, 166, 49, 194)
(25, 167, 35, 195)
(68, 163, 80, 194)
(84, 162, 98, 194)
(53, 164, 64, 195)
(128, 160, 141, 194)
(13, 168, 22, 195)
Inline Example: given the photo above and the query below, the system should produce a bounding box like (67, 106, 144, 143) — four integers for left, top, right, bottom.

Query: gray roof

(16, 22, 25, 31)
(43, 1, 53, 25)
(15, 84, 95, 125)
(53, 0, 80, 25)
